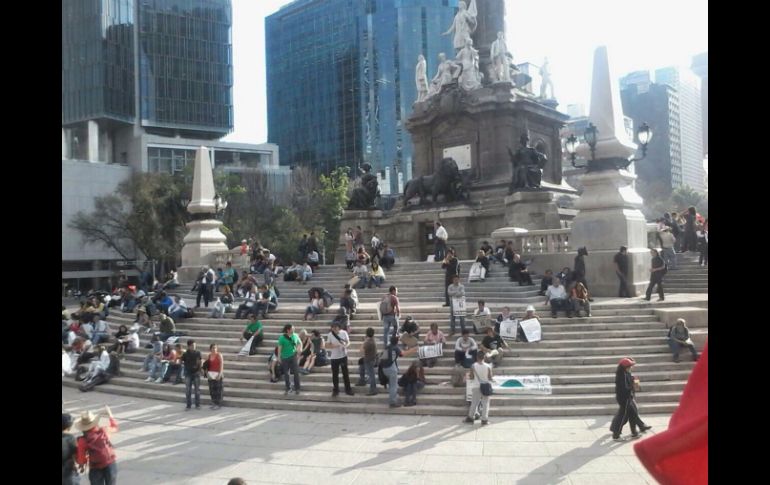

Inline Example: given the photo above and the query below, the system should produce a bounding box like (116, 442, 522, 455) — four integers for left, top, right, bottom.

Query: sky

(224, 0, 708, 144)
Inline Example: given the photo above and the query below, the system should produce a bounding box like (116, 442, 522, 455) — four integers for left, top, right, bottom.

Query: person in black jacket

(442, 248, 460, 307)
(609, 358, 652, 441)
(644, 249, 666, 301)
(573, 247, 589, 289)
(508, 253, 533, 286)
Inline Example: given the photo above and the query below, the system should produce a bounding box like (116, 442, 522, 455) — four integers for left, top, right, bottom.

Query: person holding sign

(447, 274, 466, 335)
(495, 306, 513, 334)
(480, 326, 508, 367)
(516, 305, 541, 342)
(464, 351, 493, 425)
(421, 323, 446, 368)
(473, 299, 492, 334)
(454, 329, 478, 368)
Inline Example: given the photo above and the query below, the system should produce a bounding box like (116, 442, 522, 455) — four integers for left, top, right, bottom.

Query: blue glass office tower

(62, 0, 233, 139)
(266, 0, 457, 191)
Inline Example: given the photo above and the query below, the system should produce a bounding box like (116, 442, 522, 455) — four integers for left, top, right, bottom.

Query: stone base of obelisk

(178, 219, 228, 284)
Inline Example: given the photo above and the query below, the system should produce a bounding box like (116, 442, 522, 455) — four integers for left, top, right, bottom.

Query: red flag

(634, 343, 708, 484)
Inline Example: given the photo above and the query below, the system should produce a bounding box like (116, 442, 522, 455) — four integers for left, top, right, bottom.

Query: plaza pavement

(63, 387, 665, 484)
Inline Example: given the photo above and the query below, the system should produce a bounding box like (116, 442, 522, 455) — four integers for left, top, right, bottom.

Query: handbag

(208, 371, 220, 381)
(474, 365, 493, 396)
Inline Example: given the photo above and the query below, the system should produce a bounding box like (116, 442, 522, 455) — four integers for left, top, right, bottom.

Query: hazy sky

(224, 0, 708, 144)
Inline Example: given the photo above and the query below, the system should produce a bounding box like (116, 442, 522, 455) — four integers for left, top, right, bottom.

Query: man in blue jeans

(381, 335, 418, 408)
(380, 286, 400, 347)
(181, 339, 202, 410)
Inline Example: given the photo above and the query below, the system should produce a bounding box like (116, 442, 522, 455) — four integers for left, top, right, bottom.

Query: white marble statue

(540, 57, 555, 99)
(490, 31, 511, 83)
(415, 54, 429, 103)
(457, 37, 482, 91)
(427, 52, 458, 98)
(442, 0, 478, 53)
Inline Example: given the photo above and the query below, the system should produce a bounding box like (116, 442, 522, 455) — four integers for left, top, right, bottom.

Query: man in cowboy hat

(74, 407, 118, 484)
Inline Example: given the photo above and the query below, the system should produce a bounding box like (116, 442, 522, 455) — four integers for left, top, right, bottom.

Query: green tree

(315, 167, 350, 263)
(671, 185, 703, 211)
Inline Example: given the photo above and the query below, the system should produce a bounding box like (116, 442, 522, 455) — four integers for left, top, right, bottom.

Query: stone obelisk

(178, 146, 228, 283)
(569, 46, 650, 296)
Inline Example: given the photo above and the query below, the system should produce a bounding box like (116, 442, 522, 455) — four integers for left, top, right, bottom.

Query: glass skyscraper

(266, 0, 457, 191)
(62, 0, 233, 139)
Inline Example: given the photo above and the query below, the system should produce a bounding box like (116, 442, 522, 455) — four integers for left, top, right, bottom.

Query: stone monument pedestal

(178, 219, 228, 283)
(503, 190, 561, 229)
(569, 169, 650, 297)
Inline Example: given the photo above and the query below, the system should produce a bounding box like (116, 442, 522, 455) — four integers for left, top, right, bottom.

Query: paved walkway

(63, 387, 664, 484)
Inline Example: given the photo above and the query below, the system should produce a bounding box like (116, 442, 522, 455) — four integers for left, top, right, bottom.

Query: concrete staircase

(62, 261, 707, 416)
(665, 253, 708, 294)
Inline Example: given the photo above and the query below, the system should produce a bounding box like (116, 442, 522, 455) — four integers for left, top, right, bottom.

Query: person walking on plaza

(609, 357, 652, 441)
(442, 248, 460, 306)
(434, 221, 449, 261)
(668, 318, 699, 363)
(205, 343, 224, 409)
(380, 286, 401, 347)
(74, 406, 119, 485)
(327, 321, 355, 397)
(278, 324, 302, 394)
(182, 339, 203, 410)
(464, 351, 493, 425)
(613, 246, 631, 298)
(644, 248, 666, 302)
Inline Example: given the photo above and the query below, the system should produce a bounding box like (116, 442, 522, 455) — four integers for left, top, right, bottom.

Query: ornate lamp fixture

(565, 121, 652, 171)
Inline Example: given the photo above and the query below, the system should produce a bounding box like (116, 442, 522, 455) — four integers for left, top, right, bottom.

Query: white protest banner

(499, 319, 518, 339)
(472, 315, 492, 334)
(468, 262, 483, 282)
(238, 335, 256, 356)
(518, 318, 542, 342)
(165, 336, 179, 345)
(466, 375, 552, 400)
(418, 344, 443, 359)
(452, 296, 467, 316)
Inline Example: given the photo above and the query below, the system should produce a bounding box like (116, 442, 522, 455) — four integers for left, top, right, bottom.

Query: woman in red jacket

(74, 406, 118, 485)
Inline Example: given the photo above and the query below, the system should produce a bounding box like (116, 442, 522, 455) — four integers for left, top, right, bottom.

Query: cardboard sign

(518, 318, 542, 342)
(466, 375, 552, 400)
(452, 297, 467, 316)
(499, 319, 519, 339)
(468, 262, 483, 282)
(238, 335, 255, 356)
(418, 343, 444, 359)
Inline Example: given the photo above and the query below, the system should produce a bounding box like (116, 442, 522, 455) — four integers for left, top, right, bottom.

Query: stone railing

(492, 223, 661, 254)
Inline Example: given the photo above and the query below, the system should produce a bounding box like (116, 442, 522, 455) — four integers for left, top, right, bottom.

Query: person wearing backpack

(380, 334, 418, 408)
(74, 406, 119, 484)
(380, 286, 401, 347)
(643, 248, 666, 302)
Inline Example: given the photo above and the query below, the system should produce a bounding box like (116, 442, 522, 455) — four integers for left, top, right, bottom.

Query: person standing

(434, 222, 449, 261)
(609, 357, 652, 441)
(644, 249, 666, 302)
(696, 223, 708, 266)
(682, 207, 698, 252)
(447, 274, 466, 334)
(442, 248, 460, 307)
(74, 407, 119, 484)
(326, 321, 355, 397)
(182, 339, 202, 410)
(613, 246, 631, 298)
(379, 286, 401, 347)
(62, 413, 80, 485)
(464, 351, 493, 425)
(356, 327, 379, 395)
(573, 247, 589, 290)
(381, 334, 418, 408)
(278, 324, 302, 395)
(205, 343, 224, 409)
(657, 227, 677, 270)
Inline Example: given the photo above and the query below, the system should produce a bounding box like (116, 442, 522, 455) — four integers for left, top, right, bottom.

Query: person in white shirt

(434, 222, 449, 261)
(86, 346, 111, 381)
(473, 299, 492, 333)
(545, 277, 571, 318)
(300, 262, 313, 284)
(307, 250, 320, 271)
(168, 296, 189, 320)
(326, 322, 354, 396)
(454, 329, 478, 368)
(464, 351, 493, 425)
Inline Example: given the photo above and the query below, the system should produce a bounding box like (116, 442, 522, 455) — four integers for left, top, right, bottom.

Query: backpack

(451, 365, 466, 387)
(322, 290, 334, 308)
(377, 359, 389, 387)
(379, 295, 395, 315)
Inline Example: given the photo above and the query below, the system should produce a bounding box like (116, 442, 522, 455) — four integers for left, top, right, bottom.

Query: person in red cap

(610, 357, 652, 441)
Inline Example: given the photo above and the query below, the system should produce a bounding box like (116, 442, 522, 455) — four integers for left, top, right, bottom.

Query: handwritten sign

(499, 319, 518, 339)
(466, 375, 552, 400)
(519, 318, 542, 342)
(418, 344, 444, 360)
(452, 297, 467, 317)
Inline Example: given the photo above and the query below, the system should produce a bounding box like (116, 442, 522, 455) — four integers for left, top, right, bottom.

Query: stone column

(472, 0, 506, 85)
(87, 120, 99, 162)
(62, 128, 69, 159)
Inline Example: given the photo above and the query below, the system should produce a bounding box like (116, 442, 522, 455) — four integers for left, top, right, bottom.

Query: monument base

(503, 190, 562, 229)
(179, 219, 228, 284)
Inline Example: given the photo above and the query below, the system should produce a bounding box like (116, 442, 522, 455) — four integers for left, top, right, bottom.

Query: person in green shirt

(241, 314, 264, 356)
(222, 261, 236, 290)
(277, 324, 302, 394)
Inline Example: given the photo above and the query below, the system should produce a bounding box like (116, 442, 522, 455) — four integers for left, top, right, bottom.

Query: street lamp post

(565, 121, 652, 171)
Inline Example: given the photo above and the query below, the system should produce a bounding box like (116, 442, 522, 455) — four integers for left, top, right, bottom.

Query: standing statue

(539, 57, 555, 99)
(456, 37, 482, 91)
(490, 31, 511, 83)
(508, 133, 548, 193)
(415, 54, 429, 103)
(427, 52, 459, 98)
(442, 0, 478, 53)
(347, 163, 381, 210)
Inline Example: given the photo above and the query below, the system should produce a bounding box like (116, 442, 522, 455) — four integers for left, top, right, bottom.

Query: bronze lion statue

(347, 167, 380, 210)
(403, 157, 465, 206)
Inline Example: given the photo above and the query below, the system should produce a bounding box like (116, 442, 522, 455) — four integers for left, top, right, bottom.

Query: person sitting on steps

(545, 277, 571, 318)
(570, 281, 592, 318)
(668, 318, 699, 363)
(454, 329, 478, 368)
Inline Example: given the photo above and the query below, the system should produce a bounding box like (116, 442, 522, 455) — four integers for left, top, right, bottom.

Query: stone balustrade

(205, 248, 250, 270)
(492, 223, 661, 255)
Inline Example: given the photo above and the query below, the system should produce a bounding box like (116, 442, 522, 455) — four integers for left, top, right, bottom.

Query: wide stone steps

(60, 380, 680, 416)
